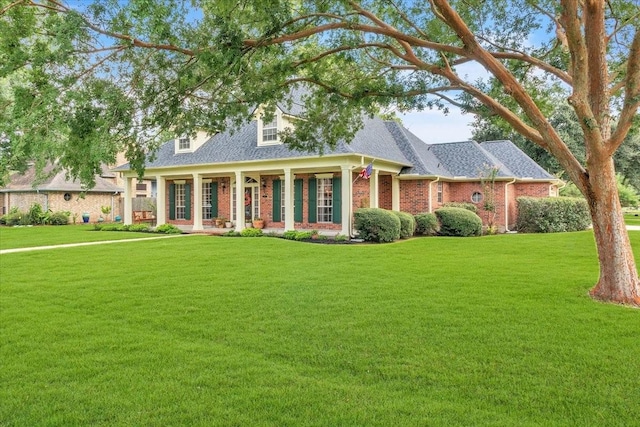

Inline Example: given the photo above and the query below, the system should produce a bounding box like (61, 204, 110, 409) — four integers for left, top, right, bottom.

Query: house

(0, 163, 123, 223)
(114, 98, 558, 235)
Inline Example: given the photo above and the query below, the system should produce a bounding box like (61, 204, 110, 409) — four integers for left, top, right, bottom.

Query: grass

(0, 224, 160, 250)
(1, 228, 639, 426)
(624, 209, 640, 226)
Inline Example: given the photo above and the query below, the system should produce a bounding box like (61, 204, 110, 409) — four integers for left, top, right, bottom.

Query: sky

(399, 108, 475, 144)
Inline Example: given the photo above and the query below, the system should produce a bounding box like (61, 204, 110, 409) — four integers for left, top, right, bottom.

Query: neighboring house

(0, 163, 123, 223)
(115, 99, 558, 235)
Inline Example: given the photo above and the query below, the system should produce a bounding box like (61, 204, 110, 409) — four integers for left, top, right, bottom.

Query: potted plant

(225, 220, 233, 228)
(252, 218, 265, 229)
(101, 205, 112, 222)
(82, 212, 90, 223)
(215, 217, 225, 228)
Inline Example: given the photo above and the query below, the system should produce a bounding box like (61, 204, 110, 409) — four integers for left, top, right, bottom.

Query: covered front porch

(121, 156, 407, 236)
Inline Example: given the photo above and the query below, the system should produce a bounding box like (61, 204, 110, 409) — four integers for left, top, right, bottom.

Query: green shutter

(185, 183, 191, 220)
(211, 182, 218, 218)
(272, 180, 281, 222)
(308, 177, 317, 223)
(333, 177, 342, 224)
(294, 179, 303, 222)
(169, 184, 176, 220)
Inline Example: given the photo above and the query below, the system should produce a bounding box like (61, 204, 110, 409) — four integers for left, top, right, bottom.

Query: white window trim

(176, 136, 191, 153)
(317, 178, 333, 223)
(257, 110, 283, 146)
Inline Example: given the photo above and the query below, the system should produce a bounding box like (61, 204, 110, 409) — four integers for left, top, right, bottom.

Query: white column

(192, 173, 203, 231)
(234, 170, 244, 232)
(392, 176, 400, 211)
(123, 176, 133, 225)
(341, 166, 352, 236)
(283, 168, 294, 231)
(370, 168, 379, 208)
(156, 176, 166, 225)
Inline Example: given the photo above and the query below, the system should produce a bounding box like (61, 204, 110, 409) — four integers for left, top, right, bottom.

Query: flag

(359, 162, 373, 179)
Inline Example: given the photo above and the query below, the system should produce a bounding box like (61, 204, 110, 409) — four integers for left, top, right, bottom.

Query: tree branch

(608, 30, 640, 154)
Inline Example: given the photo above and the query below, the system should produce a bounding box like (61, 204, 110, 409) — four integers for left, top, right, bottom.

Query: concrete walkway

(0, 234, 192, 255)
(2, 226, 639, 255)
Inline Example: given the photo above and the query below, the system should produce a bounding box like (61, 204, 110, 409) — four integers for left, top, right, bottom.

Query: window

(317, 178, 333, 222)
(178, 136, 190, 151)
(471, 191, 483, 203)
(175, 183, 186, 219)
(63, 193, 71, 201)
(203, 182, 212, 220)
(136, 183, 147, 191)
(437, 181, 443, 203)
(262, 118, 278, 142)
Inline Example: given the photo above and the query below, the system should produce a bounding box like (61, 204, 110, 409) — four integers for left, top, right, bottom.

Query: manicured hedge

(442, 202, 478, 214)
(354, 208, 401, 243)
(516, 197, 591, 233)
(391, 211, 416, 238)
(414, 213, 440, 236)
(435, 207, 482, 237)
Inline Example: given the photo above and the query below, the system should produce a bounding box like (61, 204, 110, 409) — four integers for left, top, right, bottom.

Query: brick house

(1, 163, 123, 223)
(115, 100, 558, 235)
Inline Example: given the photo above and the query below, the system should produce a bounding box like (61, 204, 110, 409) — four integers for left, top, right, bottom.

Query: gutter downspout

(428, 176, 440, 213)
(505, 178, 517, 232)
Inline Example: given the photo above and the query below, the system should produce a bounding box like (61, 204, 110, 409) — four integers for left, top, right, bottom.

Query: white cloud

(399, 108, 475, 143)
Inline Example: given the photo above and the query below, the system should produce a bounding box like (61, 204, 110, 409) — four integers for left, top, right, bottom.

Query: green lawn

(1, 229, 639, 426)
(625, 210, 640, 226)
(0, 224, 160, 250)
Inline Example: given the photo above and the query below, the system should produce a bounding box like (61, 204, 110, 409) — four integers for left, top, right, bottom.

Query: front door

(233, 179, 259, 222)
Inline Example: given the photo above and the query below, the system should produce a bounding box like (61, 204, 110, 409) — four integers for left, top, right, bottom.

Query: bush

(155, 224, 182, 234)
(354, 208, 401, 243)
(3, 207, 24, 226)
(222, 230, 241, 237)
(128, 224, 151, 232)
(27, 203, 46, 225)
(294, 231, 313, 240)
(241, 227, 263, 237)
(391, 211, 416, 238)
(282, 230, 298, 240)
(48, 211, 70, 225)
(442, 202, 478, 214)
(414, 213, 440, 236)
(516, 197, 590, 233)
(435, 207, 482, 237)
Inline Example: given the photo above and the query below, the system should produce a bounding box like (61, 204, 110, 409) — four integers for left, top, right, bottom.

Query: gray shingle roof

(115, 111, 555, 182)
(1, 163, 123, 193)
(480, 140, 555, 179)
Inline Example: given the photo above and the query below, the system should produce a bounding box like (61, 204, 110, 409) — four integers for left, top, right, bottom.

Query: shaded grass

(1, 231, 639, 426)
(625, 210, 640, 226)
(0, 225, 156, 250)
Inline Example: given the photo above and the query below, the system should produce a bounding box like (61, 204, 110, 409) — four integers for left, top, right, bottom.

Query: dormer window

(262, 119, 278, 142)
(178, 136, 191, 151)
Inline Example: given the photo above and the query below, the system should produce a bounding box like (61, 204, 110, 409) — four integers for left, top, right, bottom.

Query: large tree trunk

(587, 161, 640, 306)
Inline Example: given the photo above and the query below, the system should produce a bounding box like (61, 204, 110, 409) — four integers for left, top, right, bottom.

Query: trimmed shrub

(435, 207, 482, 237)
(390, 211, 416, 238)
(414, 213, 440, 236)
(128, 224, 151, 232)
(354, 208, 401, 243)
(155, 224, 182, 234)
(294, 231, 314, 241)
(516, 197, 590, 233)
(442, 202, 478, 214)
(241, 227, 263, 237)
(282, 230, 298, 240)
(48, 211, 70, 225)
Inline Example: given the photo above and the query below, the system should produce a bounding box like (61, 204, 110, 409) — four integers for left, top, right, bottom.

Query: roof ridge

(384, 120, 433, 174)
